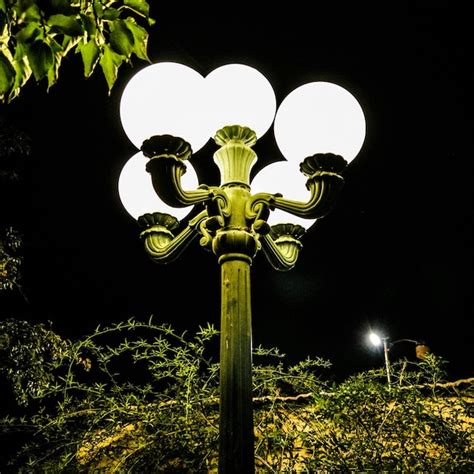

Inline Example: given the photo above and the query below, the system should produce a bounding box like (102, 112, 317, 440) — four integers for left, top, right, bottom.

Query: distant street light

(118, 61, 366, 473)
(368, 331, 430, 388)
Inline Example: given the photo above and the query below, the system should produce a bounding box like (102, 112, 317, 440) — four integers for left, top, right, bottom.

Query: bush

(0, 318, 472, 472)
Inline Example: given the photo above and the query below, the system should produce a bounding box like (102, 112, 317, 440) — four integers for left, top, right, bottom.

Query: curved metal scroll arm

(138, 210, 208, 264)
(141, 135, 213, 208)
(260, 224, 305, 271)
(247, 153, 347, 222)
(390, 338, 423, 346)
(271, 172, 344, 218)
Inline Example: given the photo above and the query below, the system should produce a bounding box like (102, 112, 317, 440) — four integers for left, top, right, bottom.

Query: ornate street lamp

(368, 331, 431, 387)
(118, 62, 366, 473)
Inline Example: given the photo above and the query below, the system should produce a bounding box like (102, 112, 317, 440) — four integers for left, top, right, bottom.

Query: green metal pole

(219, 255, 254, 473)
(211, 127, 259, 473)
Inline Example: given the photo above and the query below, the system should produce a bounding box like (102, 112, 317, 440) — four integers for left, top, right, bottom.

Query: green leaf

(93, 0, 104, 18)
(16, 22, 41, 43)
(24, 4, 41, 22)
(80, 39, 100, 78)
(0, 0, 6, 13)
(110, 19, 134, 57)
(124, 18, 149, 61)
(25, 41, 54, 81)
(46, 58, 60, 90)
(124, 0, 150, 17)
(99, 44, 123, 92)
(0, 51, 15, 95)
(102, 7, 119, 21)
(46, 39, 63, 90)
(47, 14, 83, 36)
(80, 13, 97, 36)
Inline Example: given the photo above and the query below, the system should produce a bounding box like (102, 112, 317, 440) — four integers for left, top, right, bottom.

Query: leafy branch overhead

(0, 0, 154, 101)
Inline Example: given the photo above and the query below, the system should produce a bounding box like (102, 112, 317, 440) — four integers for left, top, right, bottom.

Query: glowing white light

(118, 152, 199, 220)
(274, 81, 366, 164)
(206, 63, 276, 139)
(369, 332, 383, 347)
(120, 62, 212, 153)
(250, 161, 317, 230)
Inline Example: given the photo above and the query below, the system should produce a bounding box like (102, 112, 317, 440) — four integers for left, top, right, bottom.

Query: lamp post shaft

(219, 257, 255, 473)
(211, 130, 259, 472)
(211, 187, 257, 472)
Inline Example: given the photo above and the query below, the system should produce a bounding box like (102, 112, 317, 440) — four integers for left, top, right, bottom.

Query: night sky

(2, 5, 472, 381)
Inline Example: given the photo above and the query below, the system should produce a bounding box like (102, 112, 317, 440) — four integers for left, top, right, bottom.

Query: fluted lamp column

(205, 64, 277, 473)
(117, 61, 366, 473)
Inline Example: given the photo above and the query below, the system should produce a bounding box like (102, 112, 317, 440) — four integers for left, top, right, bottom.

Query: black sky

(1, 4, 473, 381)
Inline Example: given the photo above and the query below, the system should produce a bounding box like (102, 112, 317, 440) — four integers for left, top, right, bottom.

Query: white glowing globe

(250, 161, 317, 230)
(369, 332, 382, 347)
(118, 152, 199, 220)
(120, 62, 212, 153)
(206, 64, 276, 139)
(274, 82, 366, 164)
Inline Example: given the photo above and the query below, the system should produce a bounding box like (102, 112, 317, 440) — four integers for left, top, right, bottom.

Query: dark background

(1, 4, 472, 381)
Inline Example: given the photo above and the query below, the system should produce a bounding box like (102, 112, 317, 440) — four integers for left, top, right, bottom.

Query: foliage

(0, 318, 472, 472)
(0, 317, 222, 472)
(0, 121, 31, 293)
(0, 226, 23, 291)
(0, 0, 154, 102)
(256, 361, 473, 472)
(0, 318, 68, 405)
(0, 119, 31, 181)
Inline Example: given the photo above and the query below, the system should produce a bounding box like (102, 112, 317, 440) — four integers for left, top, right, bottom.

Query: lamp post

(118, 62, 366, 473)
(368, 332, 430, 388)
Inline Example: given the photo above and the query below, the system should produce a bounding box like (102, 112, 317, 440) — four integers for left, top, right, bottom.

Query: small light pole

(369, 332, 430, 388)
(369, 332, 392, 387)
(117, 62, 366, 473)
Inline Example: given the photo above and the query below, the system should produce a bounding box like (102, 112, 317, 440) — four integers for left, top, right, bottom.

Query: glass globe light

(120, 62, 212, 153)
(118, 152, 199, 220)
(274, 81, 366, 164)
(250, 161, 317, 229)
(369, 332, 383, 347)
(206, 63, 276, 139)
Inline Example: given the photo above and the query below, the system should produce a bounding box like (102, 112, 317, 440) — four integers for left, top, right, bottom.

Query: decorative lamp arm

(138, 210, 208, 264)
(142, 135, 212, 208)
(247, 153, 347, 221)
(261, 224, 305, 271)
(270, 174, 343, 218)
(272, 153, 347, 219)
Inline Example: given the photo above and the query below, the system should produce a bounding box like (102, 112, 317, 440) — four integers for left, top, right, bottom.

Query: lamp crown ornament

(214, 125, 258, 147)
(117, 60, 367, 473)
